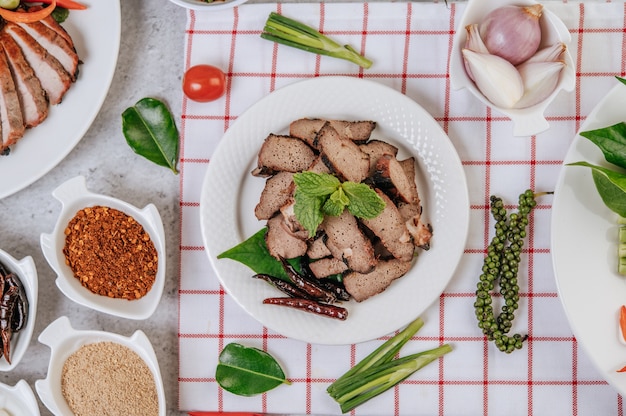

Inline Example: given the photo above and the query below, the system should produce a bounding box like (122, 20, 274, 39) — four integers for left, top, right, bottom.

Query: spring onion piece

(327, 316, 452, 413)
(261, 12, 373, 69)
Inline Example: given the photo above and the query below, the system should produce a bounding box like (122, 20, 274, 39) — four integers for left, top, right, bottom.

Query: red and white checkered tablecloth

(178, 1, 626, 414)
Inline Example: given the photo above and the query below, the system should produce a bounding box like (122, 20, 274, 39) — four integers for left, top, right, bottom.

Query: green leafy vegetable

(122, 97, 180, 174)
(579, 122, 626, 169)
(327, 317, 452, 413)
(568, 161, 626, 217)
(261, 12, 373, 69)
(217, 228, 289, 281)
(216, 343, 290, 396)
(51, 7, 69, 23)
(293, 171, 385, 237)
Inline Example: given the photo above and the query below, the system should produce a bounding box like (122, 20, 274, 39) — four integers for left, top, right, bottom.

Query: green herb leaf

(216, 343, 290, 396)
(217, 228, 289, 280)
(293, 171, 340, 196)
(294, 190, 325, 238)
(617, 76, 626, 87)
(323, 187, 349, 216)
(580, 122, 626, 170)
(568, 161, 626, 217)
(122, 97, 180, 174)
(51, 7, 69, 23)
(343, 182, 386, 219)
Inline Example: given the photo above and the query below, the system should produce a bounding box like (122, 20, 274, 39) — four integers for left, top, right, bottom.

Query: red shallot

(480, 4, 543, 66)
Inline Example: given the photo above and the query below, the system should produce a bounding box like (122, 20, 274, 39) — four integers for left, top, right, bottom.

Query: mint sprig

(292, 172, 386, 237)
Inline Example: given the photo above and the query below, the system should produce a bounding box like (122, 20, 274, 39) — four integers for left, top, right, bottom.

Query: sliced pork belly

(318, 123, 370, 183)
(360, 189, 414, 262)
(359, 139, 399, 175)
(0, 44, 25, 151)
(265, 213, 308, 260)
(41, 13, 75, 48)
(308, 257, 348, 279)
(343, 259, 412, 302)
(4, 23, 73, 105)
(322, 209, 376, 274)
(252, 134, 316, 177)
(17, 20, 79, 80)
(255, 171, 294, 220)
(290, 118, 376, 149)
(1, 32, 48, 128)
(373, 154, 419, 204)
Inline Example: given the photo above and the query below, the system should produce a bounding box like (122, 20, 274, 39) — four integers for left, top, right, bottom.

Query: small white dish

(0, 249, 38, 372)
(450, 0, 575, 136)
(169, 0, 248, 11)
(35, 316, 166, 416)
(0, 380, 40, 416)
(40, 176, 166, 320)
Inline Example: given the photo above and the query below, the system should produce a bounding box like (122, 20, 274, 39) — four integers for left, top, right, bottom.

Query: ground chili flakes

(63, 205, 158, 300)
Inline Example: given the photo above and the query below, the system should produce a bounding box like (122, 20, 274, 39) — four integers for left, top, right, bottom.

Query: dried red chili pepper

(263, 297, 348, 320)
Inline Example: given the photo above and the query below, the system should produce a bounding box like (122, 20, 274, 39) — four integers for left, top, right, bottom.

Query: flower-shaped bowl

(35, 316, 166, 416)
(40, 176, 166, 320)
(0, 249, 38, 372)
(450, 0, 575, 136)
(168, 0, 248, 11)
(0, 380, 40, 415)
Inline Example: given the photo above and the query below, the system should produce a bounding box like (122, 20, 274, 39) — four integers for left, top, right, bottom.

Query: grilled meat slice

(318, 123, 370, 183)
(398, 202, 433, 250)
(322, 209, 376, 274)
(41, 12, 75, 49)
(360, 189, 414, 262)
(255, 171, 295, 220)
(307, 236, 332, 260)
(359, 139, 399, 175)
(265, 213, 308, 260)
(1, 32, 48, 128)
(5, 22, 73, 105)
(252, 134, 316, 177)
(16, 20, 79, 81)
(343, 259, 412, 302)
(373, 153, 419, 204)
(308, 257, 349, 279)
(306, 155, 331, 174)
(0, 44, 25, 151)
(290, 118, 376, 150)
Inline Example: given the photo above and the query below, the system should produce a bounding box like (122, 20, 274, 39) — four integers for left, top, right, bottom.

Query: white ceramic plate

(35, 316, 166, 416)
(0, 1, 121, 199)
(552, 82, 626, 394)
(168, 0, 248, 11)
(0, 380, 40, 416)
(200, 76, 470, 345)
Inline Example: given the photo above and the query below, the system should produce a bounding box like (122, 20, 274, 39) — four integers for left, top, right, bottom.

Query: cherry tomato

(182, 65, 226, 102)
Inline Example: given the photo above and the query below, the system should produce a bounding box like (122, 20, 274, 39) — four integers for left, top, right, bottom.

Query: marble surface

(0, 1, 187, 414)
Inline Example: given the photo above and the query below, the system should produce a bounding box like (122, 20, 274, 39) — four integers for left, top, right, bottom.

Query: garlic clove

(514, 60, 565, 109)
(462, 48, 524, 109)
(464, 24, 489, 81)
(526, 42, 567, 64)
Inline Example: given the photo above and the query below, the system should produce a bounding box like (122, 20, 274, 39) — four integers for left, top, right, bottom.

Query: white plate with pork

(0, 1, 121, 199)
(200, 76, 470, 345)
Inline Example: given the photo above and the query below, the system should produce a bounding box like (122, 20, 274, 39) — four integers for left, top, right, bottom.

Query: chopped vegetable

(327, 317, 452, 413)
(0, 0, 55, 22)
(0, 0, 19, 10)
(261, 12, 373, 69)
(216, 343, 290, 396)
(122, 97, 180, 174)
(32, 0, 86, 9)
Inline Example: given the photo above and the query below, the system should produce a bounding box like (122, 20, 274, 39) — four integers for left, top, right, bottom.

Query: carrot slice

(619, 305, 626, 341)
(30, 0, 86, 10)
(0, 0, 56, 22)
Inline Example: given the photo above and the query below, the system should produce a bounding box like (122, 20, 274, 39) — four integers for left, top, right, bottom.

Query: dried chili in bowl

(62, 205, 158, 300)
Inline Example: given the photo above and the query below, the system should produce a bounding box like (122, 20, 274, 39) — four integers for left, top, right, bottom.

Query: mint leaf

(343, 182, 386, 219)
(294, 190, 325, 237)
(293, 172, 340, 197)
(324, 188, 349, 216)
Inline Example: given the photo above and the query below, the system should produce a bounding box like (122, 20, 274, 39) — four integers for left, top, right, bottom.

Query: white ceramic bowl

(0, 380, 40, 416)
(35, 316, 166, 416)
(169, 0, 249, 11)
(40, 176, 166, 320)
(450, 0, 575, 136)
(0, 249, 38, 372)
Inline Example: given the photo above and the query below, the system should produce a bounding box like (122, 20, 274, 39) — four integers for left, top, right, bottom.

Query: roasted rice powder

(63, 205, 158, 300)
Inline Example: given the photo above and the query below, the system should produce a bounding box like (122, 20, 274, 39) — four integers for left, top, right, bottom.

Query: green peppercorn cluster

(475, 189, 537, 353)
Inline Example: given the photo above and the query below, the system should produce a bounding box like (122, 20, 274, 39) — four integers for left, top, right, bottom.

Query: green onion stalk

(261, 12, 373, 69)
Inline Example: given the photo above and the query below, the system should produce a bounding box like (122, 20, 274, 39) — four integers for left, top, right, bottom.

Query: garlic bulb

(480, 4, 543, 66)
(514, 60, 565, 109)
(462, 48, 524, 109)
